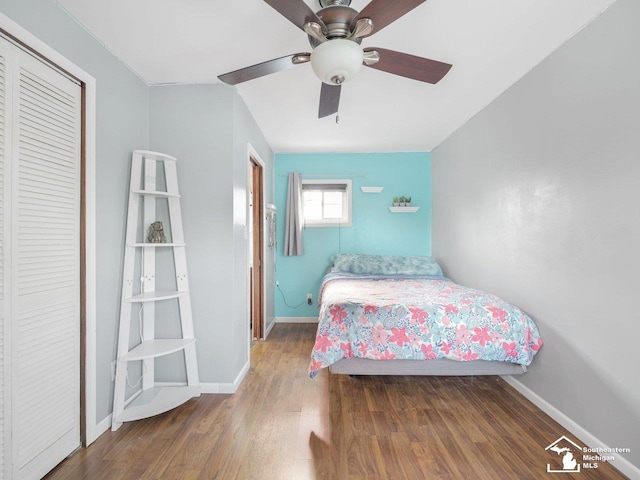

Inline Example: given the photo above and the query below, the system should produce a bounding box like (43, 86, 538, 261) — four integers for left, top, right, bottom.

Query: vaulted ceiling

(55, 0, 616, 152)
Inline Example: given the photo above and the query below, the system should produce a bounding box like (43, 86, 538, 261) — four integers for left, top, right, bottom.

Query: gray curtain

(284, 172, 304, 256)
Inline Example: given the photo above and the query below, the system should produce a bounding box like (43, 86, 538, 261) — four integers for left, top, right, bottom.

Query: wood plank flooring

(46, 323, 628, 479)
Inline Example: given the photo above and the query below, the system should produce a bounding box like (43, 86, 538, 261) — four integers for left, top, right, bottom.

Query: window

(302, 179, 352, 227)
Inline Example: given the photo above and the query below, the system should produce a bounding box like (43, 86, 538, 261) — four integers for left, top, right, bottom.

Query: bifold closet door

(1, 40, 8, 480)
(0, 35, 82, 480)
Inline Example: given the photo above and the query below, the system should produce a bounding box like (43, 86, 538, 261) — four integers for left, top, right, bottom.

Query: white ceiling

(55, 0, 616, 153)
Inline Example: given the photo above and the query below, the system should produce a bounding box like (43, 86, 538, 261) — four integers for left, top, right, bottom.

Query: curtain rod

(278, 173, 365, 178)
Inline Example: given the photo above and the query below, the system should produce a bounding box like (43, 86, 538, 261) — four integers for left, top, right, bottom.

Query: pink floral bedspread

(309, 273, 542, 377)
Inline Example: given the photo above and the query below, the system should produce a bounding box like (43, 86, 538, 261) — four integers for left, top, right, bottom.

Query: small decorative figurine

(147, 221, 167, 243)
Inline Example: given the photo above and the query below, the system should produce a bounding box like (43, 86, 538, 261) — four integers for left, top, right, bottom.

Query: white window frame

(302, 179, 352, 227)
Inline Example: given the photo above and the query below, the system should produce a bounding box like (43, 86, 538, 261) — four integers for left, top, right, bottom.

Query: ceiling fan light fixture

(310, 39, 363, 85)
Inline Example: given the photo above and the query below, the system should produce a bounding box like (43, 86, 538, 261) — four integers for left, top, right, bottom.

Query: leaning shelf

(112, 150, 200, 431)
(128, 243, 186, 247)
(126, 290, 188, 303)
(116, 386, 200, 423)
(120, 339, 196, 362)
(131, 189, 181, 198)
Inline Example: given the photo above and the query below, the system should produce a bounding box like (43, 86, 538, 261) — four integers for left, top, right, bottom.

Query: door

(0, 37, 8, 480)
(0, 35, 82, 480)
(249, 159, 264, 341)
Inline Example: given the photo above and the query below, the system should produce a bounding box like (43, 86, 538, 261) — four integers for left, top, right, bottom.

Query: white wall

(0, 0, 151, 422)
(232, 94, 276, 345)
(432, 0, 639, 472)
(149, 84, 274, 387)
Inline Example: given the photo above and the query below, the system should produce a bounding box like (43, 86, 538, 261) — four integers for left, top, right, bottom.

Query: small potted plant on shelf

(399, 196, 406, 206)
(393, 196, 399, 207)
(405, 196, 412, 207)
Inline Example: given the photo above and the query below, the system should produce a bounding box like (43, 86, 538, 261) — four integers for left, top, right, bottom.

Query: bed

(309, 254, 542, 378)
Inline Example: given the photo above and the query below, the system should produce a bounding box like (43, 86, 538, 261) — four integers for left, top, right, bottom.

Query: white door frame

(0, 12, 98, 445)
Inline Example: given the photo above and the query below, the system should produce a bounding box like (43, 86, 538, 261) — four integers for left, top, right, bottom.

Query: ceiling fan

(218, 0, 452, 118)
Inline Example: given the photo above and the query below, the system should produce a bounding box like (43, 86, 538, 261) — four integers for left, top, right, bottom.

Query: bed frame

(329, 358, 527, 376)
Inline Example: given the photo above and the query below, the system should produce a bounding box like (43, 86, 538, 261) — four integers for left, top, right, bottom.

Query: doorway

(249, 155, 264, 341)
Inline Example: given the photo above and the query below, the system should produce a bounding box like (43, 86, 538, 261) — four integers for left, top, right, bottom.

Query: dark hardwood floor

(46, 323, 628, 479)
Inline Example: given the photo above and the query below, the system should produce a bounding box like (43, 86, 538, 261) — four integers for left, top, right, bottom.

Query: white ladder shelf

(112, 150, 200, 431)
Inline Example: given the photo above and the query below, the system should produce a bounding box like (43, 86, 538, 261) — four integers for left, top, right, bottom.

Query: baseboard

(264, 317, 276, 338)
(501, 375, 640, 480)
(93, 396, 134, 441)
(200, 360, 250, 394)
(275, 316, 318, 323)
(93, 414, 112, 441)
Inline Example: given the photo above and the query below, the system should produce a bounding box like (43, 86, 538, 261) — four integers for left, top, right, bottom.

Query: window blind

(301, 182, 348, 192)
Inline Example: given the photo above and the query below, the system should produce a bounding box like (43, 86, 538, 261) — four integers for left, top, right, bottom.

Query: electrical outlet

(276, 280, 280, 286)
(111, 360, 116, 381)
(307, 293, 313, 305)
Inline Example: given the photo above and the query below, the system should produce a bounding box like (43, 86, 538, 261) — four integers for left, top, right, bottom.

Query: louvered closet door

(10, 44, 81, 479)
(0, 40, 8, 480)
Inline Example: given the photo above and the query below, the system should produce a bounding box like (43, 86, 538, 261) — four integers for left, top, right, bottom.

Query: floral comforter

(309, 273, 542, 377)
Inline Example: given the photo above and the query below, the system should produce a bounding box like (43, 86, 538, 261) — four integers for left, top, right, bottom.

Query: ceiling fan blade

(264, 0, 327, 33)
(218, 53, 310, 85)
(363, 48, 452, 84)
(351, 0, 426, 38)
(319, 83, 341, 118)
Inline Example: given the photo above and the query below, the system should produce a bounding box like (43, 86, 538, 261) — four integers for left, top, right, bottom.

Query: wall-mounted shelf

(360, 186, 384, 193)
(389, 206, 420, 213)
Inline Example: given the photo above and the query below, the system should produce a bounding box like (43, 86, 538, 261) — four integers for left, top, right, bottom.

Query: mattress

(309, 272, 543, 377)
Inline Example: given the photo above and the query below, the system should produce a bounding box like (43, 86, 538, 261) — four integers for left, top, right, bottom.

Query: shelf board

(116, 386, 200, 423)
(121, 339, 196, 362)
(360, 186, 384, 193)
(389, 206, 420, 213)
(126, 291, 188, 303)
(128, 242, 186, 247)
(131, 189, 180, 198)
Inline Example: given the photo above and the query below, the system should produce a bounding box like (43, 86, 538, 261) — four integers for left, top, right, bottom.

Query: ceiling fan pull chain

(336, 114, 340, 124)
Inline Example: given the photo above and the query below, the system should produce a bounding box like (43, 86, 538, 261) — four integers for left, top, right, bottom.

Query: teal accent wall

(275, 152, 432, 318)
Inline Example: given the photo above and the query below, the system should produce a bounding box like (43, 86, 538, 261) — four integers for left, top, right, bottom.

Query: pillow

(331, 253, 443, 276)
